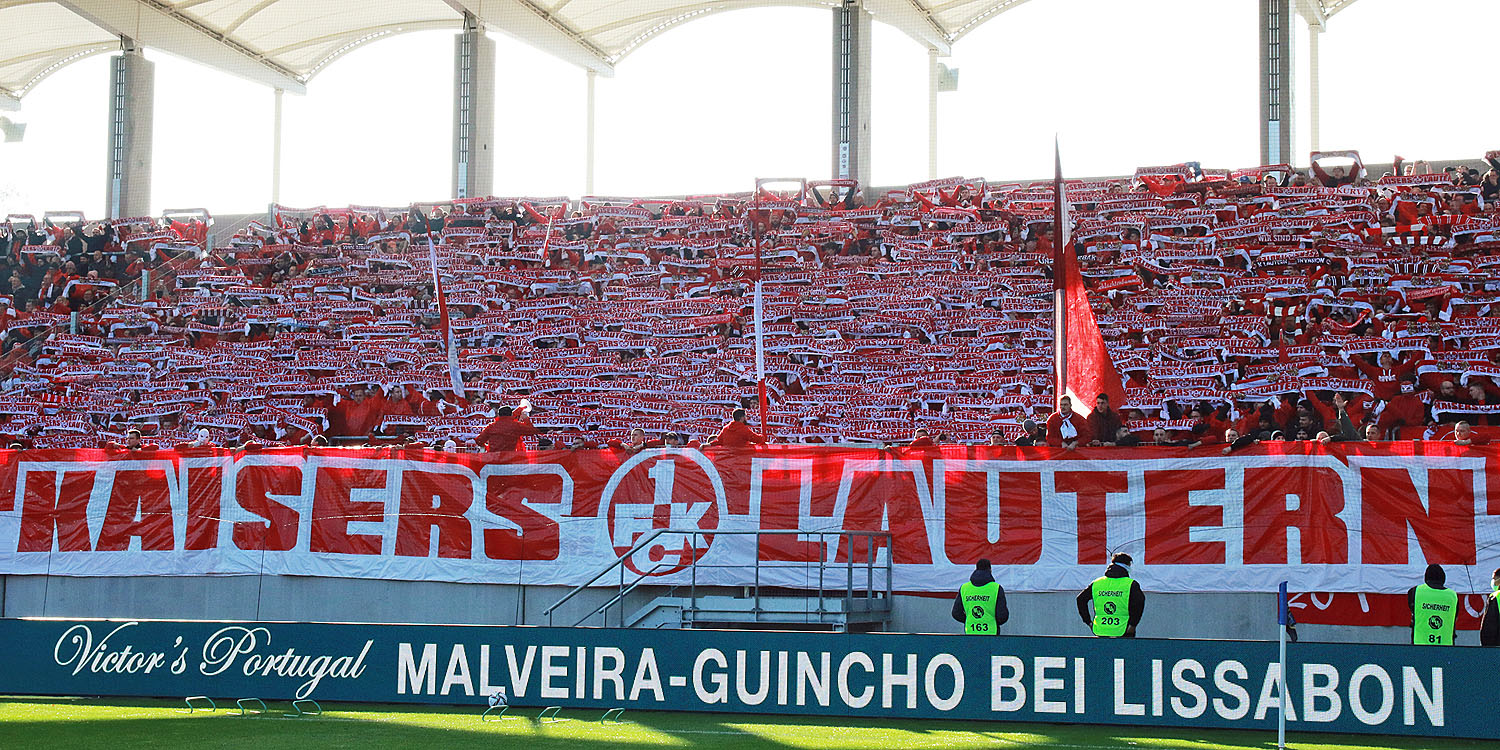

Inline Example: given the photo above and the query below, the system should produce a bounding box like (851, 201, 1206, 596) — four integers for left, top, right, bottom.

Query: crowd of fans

(0, 214, 204, 358)
(1, 149, 1499, 451)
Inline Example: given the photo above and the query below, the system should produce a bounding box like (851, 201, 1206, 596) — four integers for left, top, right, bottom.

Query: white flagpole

(1053, 136, 1068, 407)
(750, 189, 771, 433)
(1278, 580, 1288, 750)
(754, 279, 766, 383)
(426, 229, 465, 398)
(754, 240, 769, 432)
(1278, 620, 1287, 750)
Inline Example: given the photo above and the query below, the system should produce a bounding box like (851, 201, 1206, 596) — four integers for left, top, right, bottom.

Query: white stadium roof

(0, 0, 1362, 108)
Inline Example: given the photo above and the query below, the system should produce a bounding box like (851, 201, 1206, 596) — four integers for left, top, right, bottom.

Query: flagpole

(539, 201, 560, 261)
(753, 204, 770, 435)
(1277, 581, 1289, 750)
(422, 210, 465, 398)
(1052, 137, 1066, 408)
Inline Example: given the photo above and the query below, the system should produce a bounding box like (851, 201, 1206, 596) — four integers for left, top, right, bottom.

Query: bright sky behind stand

(2, 0, 1499, 217)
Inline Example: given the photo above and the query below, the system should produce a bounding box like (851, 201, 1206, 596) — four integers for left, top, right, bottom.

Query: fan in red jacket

(1351, 352, 1417, 402)
(1313, 391, 1373, 431)
(476, 404, 537, 452)
(715, 408, 767, 448)
(327, 386, 389, 438)
(1046, 396, 1092, 448)
(1376, 376, 1428, 438)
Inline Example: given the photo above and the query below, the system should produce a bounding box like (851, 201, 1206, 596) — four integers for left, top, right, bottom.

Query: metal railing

(542, 527, 673, 625)
(572, 560, 678, 628)
(0, 243, 204, 377)
(543, 528, 893, 630)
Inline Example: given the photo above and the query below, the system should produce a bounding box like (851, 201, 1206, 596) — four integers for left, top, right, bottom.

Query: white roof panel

(0, 2, 118, 99)
(0, 0, 1366, 103)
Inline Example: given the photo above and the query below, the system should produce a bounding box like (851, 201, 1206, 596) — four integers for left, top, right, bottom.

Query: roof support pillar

(453, 13, 495, 200)
(106, 38, 153, 219)
(832, 0, 871, 188)
(271, 87, 283, 205)
(1306, 21, 1321, 153)
(927, 47, 939, 179)
(585, 69, 596, 195)
(1259, 0, 1293, 166)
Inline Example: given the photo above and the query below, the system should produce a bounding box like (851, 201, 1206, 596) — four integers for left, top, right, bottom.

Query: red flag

(1054, 140, 1125, 419)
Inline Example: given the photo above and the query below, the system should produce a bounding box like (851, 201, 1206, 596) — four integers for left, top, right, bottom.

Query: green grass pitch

(0, 697, 1479, 749)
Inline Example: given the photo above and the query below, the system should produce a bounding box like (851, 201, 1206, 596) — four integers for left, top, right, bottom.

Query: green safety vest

(960, 581, 999, 635)
(1412, 584, 1457, 646)
(1091, 576, 1133, 637)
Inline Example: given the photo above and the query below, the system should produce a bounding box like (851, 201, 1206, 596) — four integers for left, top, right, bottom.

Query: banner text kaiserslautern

(3, 618, 1494, 739)
(5, 445, 1500, 594)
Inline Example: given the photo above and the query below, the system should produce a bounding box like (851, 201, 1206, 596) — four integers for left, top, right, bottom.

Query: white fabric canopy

(0, 0, 1364, 104)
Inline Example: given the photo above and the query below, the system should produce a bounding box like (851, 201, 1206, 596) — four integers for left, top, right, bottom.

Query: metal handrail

(686, 530, 891, 632)
(542, 527, 673, 624)
(544, 528, 893, 630)
(572, 562, 675, 627)
(0, 244, 203, 377)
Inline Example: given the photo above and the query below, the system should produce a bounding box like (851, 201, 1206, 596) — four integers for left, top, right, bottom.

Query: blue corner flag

(1277, 581, 1289, 626)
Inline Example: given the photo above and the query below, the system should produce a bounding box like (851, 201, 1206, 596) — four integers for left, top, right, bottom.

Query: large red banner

(1, 445, 1497, 601)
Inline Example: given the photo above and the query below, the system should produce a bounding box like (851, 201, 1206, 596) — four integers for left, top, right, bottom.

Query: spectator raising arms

(5, 150, 1500, 449)
(714, 408, 767, 448)
(476, 402, 537, 452)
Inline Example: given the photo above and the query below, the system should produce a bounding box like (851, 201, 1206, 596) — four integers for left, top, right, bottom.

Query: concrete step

(626, 594, 891, 630)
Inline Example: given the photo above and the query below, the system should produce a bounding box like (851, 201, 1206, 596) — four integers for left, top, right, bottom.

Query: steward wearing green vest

(1407, 564, 1457, 646)
(1481, 567, 1499, 647)
(951, 559, 1009, 634)
(1077, 553, 1144, 638)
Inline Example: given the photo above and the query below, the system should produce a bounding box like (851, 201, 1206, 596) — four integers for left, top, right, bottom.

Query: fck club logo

(1103, 601, 1118, 615)
(601, 451, 726, 577)
(1428, 615, 1444, 631)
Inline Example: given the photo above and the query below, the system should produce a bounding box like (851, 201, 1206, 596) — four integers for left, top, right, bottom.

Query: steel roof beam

(57, 0, 307, 93)
(862, 0, 952, 53)
(443, 0, 615, 75)
(1321, 0, 1363, 20)
(1295, 0, 1326, 29)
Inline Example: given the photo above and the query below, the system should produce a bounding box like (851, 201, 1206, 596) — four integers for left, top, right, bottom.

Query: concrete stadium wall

(0, 574, 1428, 645)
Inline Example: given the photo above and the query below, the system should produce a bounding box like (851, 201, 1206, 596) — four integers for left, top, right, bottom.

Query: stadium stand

(2, 150, 1499, 450)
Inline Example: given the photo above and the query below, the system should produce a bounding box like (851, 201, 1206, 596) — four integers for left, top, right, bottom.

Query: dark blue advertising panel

(2, 618, 1493, 739)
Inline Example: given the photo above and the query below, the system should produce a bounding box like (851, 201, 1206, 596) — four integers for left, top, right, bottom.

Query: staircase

(625, 593, 892, 631)
(543, 529, 893, 632)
